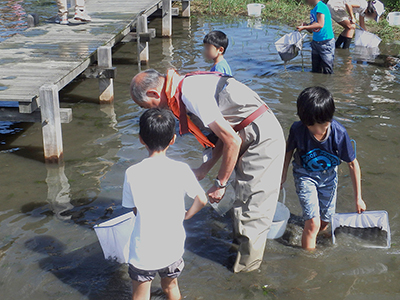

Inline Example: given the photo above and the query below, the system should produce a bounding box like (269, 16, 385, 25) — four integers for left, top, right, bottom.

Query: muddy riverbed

(0, 14, 400, 300)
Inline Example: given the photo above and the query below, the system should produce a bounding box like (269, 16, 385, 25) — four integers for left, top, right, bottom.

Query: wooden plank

(162, 0, 172, 36)
(182, 0, 191, 17)
(0, 107, 72, 123)
(0, 0, 169, 161)
(98, 46, 114, 103)
(39, 84, 63, 163)
(137, 14, 149, 64)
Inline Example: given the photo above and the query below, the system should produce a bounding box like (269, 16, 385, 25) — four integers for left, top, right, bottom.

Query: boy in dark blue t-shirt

(281, 87, 366, 250)
(297, 0, 335, 74)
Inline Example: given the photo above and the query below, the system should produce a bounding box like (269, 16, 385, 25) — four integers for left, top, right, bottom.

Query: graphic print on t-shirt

(310, 13, 321, 32)
(302, 148, 341, 171)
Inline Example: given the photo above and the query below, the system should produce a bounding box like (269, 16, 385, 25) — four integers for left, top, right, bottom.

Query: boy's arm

(297, 13, 325, 32)
(281, 149, 294, 188)
(348, 158, 367, 213)
(185, 194, 207, 220)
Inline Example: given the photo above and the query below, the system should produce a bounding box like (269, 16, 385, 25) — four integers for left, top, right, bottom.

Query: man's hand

(192, 166, 207, 181)
(207, 185, 226, 203)
(356, 198, 366, 214)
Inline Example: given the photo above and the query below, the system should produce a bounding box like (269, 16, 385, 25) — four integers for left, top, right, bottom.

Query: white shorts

(327, 0, 350, 23)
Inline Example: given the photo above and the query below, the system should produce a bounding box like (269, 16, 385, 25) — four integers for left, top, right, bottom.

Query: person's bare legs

(320, 220, 329, 232)
(56, 0, 68, 16)
(161, 277, 181, 300)
(338, 19, 356, 38)
(302, 217, 321, 250)
(132, 280, 152, 300)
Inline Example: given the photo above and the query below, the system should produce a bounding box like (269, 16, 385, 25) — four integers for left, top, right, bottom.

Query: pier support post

(162, 0, 172, 37)
(40, 84, 63, 164)
(137, 14, 149, 64)
(98, 46, 114, 103)
(182, 0, 190, 17)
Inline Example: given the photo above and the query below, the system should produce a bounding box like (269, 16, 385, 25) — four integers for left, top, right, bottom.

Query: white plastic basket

(387, 12, 400, 26)
(247, 3, 265, 17)
(331, 211, 391, 249)
(354, 29, 382, 48)
(94, 211, 135, 263)
(267, 188, 290, 239)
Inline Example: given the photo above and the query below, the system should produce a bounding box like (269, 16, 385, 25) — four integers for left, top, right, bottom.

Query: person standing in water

(281, 87, 366, 250)
(55, 0, 91, 25)
(130, 69, 285, 273)
(327, 0, 385, 49)
(297, 0, 335, 74)
(203, 30, 233, 76)
(123, 108, 207, 300)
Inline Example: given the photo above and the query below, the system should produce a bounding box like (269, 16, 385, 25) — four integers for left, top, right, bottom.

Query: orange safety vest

(164, 69, 224, 148)
(164, 69, 269, 148)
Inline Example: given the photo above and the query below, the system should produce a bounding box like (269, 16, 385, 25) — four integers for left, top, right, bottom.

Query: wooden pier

(0, 0, 190, 163)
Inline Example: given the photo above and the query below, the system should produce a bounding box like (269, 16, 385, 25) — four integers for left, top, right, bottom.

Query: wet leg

(132, 280, 152, 300)
(302, 217, 321, 250)
(161, 277, 181, 300)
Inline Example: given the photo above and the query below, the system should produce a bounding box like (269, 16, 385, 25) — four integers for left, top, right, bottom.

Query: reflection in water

(0, 0, 27, 40)
(100, 103, 118, 130)
(162, 37, 174, 68)
(46, 163, 72, 220)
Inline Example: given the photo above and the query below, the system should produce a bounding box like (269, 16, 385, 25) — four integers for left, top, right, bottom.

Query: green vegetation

(384, 0, 400, 11)
(191, 0, 400, 42)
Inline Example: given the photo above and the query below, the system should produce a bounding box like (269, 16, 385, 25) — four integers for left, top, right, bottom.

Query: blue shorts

(311, 38, 335, 74)
(128, 258, 184, 282)
(293, 163, 338, 222)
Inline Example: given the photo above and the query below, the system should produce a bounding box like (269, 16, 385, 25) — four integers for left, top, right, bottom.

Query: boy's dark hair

(139, 108, 175, 152)
(203, 30, 229, 54)
(297, 86, 335, 126)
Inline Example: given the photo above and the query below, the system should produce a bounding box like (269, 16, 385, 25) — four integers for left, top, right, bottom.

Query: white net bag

(331, 211, 391, 249)
(275, 31, 307, 62)
(94, 211, 135, 263)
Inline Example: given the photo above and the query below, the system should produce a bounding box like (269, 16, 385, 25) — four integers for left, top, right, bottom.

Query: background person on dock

(297, 0, 335, 74)
(281, 87, 367, 250)
(327, 0, 385, 49)
(130, 69, 285, 273)
(55, 0, 91, 25)
(122, 108, 207, 300)
(203, 30, 233, 76)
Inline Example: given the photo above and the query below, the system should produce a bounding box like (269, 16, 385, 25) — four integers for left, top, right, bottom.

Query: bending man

(130, 69, 285, 273)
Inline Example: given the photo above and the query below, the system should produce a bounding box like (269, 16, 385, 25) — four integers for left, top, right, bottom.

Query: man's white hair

(130, 69, 165, 104)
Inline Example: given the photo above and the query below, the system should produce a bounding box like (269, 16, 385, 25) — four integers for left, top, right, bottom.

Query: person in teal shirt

(203, 31, 233, 76)
(297, 0, 335, 74)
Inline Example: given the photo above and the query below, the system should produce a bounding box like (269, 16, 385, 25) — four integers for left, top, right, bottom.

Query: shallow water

(1, 15, 400, 300)
(0, 0, 57, 42)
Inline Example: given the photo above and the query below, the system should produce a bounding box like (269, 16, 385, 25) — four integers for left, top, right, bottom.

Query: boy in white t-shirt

(122, 108, 207, 300)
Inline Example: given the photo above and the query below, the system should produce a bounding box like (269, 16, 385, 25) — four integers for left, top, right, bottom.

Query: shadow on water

(25, 235, 131, 300)
(184, 207, 236, 269)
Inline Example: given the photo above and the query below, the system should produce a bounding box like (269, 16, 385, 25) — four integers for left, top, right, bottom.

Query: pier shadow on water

(24, 235, 132, 300)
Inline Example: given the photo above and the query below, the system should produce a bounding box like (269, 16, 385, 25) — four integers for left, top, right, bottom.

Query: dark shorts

(128, 258, 184, 282)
